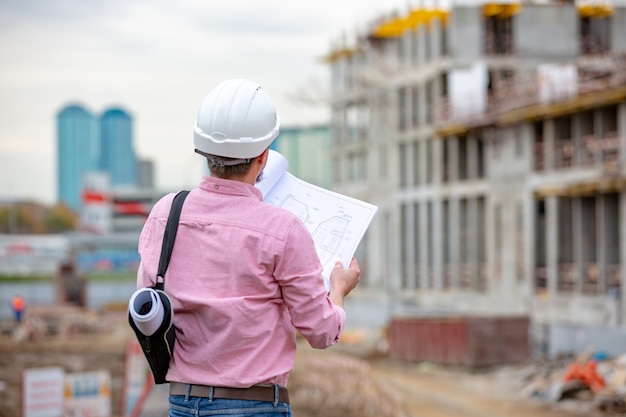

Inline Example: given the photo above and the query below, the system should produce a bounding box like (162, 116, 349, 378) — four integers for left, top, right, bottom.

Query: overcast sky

(0, 0, 418, 205)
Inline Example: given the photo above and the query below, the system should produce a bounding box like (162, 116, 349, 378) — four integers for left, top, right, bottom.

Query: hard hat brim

(193, 115, 280, 159)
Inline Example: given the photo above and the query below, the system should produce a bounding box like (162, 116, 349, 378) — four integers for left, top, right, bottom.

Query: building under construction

(325, 1, 626, 355)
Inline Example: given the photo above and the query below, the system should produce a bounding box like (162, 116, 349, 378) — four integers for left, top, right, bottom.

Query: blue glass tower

(100, 108, 136, 187)
(56, 104, 100, 212)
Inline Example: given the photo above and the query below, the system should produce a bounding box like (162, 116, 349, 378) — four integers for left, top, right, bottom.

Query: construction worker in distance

(11, 294, 25, 323)
(136, 78, 361, 416)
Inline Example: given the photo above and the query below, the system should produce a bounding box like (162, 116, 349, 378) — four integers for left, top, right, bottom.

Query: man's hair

(205, 155, 255, 179)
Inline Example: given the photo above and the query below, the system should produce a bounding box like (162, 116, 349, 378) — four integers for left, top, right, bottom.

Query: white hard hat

(193, 78, 280, 159)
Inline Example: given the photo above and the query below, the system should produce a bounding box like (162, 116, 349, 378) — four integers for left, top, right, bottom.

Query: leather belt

(169, 382, 290, 404)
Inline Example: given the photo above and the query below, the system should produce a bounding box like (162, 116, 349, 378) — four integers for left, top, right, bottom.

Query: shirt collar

(198, 175, 263, 200)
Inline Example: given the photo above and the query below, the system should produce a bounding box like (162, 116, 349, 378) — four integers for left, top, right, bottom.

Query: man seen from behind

(136, 78, 361, 416)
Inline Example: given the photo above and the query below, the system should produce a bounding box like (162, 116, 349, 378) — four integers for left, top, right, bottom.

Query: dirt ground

(0, 311, 607, 417)
(290, 344, 600, 417)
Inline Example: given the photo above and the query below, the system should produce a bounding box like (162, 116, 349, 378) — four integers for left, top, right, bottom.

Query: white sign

(64, 371, 111, 417)
(122, 340, 152, 417)
(449, 61, 488, 120)
(22, 367, 64, 417)
(80, 171, 112, 233)
(538, 63, 578, 103)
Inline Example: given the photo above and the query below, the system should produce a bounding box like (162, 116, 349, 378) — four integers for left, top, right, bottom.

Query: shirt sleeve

(274, 217, 346, 349)
(136, 195, 173, 289)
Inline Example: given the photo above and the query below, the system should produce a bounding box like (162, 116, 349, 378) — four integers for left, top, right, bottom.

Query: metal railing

(535, 263, 622, 295)
(436, 53, 626, 129)
(534, 132, 625, 172)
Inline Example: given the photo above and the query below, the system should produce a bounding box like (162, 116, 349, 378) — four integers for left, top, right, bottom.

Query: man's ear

(256, 148, 270, 165)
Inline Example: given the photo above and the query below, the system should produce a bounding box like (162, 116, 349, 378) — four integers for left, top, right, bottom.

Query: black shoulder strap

(155, 190, 190, 290)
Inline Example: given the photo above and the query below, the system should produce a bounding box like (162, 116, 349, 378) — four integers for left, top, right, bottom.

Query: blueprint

(256, 151, 378, 290)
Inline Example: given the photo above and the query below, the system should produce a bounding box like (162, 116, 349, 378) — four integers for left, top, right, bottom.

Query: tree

(0, 204, 38, 233)
(44, 203, 77, 233)
(0, 206, 16, 233)
(0, 201, 77, 234)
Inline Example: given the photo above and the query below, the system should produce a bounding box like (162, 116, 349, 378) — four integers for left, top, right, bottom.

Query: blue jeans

(169, 395, 292, 417)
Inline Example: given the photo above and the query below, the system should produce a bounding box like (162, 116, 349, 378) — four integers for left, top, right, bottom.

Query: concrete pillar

(523, 189, 535, 303)
(489, 200, 501, 291)
(389, 205, 402, 294)
(450, 197, 461, 289)
(419, 141, 428, 186)
(618, 102, 626, 168)
(573, 197, 584, 294)
(401, 31, 410, 69)
(399, 143, 407, 187)
(544, 119, 555, 171)
(430, 129, 443, 290)
(375, 210, 392, 316)
(547, 196, 559, 296)
(597, 196, 607, 294)
(432, 138, 442, 185)
(501, 201, 515, 292)
(620, 192, 626, 324)
(419, 199, 429, 291)
(571, 112, 582, 165)
(481, 194, 492, 293)
(594, 107, 604, 164)
(409, 30, 418, 67)
(468, 136, 478, 179)
(449, 137, 459, 182)
(368, 206, 382, 289)
(480, 196, 488, 291)
(432, 197, 443, 291)
(411, 141, 419, 187)
(468, 197, 479, 290)
(401, 202, 415, 290)
(431, 19, 442, 59)
(418, 83, 427, 131)
(416, 25, 426, 66)
(379, 210, 396, 317)
(383, 211, 399, 294)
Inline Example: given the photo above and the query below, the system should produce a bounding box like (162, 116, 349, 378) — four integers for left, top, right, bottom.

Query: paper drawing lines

(311, 216, 349, 267)
(278, 195, 309, 223)
(278, 195, 350, 268)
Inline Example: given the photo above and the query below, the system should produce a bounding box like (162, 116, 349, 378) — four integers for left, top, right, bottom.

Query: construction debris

(496, 349, 626, 414)
(1, 304, 125, 343)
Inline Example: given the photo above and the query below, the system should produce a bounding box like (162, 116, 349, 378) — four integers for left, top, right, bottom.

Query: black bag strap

(155, 190, 189, 291)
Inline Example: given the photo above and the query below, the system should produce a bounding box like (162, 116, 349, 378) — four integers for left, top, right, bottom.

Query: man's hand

(329, 257, 360, 309)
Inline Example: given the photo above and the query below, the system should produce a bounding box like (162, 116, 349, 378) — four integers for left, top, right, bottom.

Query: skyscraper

(100, 108, 136, 187)
(136, 159, 154, 189)
(57, 104, 139, 213)
(56, 104, 100, 212)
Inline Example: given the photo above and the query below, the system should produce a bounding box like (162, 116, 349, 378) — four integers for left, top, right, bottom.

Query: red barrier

(388, 316, 530, 367)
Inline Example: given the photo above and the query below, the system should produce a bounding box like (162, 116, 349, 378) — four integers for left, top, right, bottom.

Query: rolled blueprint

(128, 288, 165, 336)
